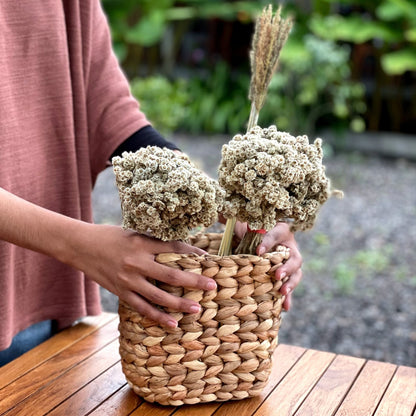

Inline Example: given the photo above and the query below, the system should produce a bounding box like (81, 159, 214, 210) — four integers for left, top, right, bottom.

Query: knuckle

(147, 289, 167, 306)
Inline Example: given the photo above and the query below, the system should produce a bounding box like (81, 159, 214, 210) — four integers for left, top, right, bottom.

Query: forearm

(0, 187, 88, 265)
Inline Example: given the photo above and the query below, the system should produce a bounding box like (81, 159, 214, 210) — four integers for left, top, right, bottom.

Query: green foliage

(130, 76, 189, 135)
(352, 246, 393, 275)
(102, 0, 263, 63)
(332, 246, 394, 294)
(129, 36, 366, 136)
(259, 34, 366, 135)
(129, 66, 251, 135)
(310, 0, 416, 75)
(334, 262, 357, 294)
(181, 62, 251, 134)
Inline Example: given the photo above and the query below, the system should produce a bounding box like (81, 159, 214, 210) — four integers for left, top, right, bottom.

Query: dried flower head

(113, 147, 224, 241)
(218, 125, 337, 232)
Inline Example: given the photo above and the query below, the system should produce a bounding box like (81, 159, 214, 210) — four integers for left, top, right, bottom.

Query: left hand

(234, 221, 302, 311)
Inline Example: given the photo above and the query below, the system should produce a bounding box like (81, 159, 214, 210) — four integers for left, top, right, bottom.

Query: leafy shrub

(182, 62, 251, 135)
(130, 76, 189, 135)
(260, 34, 367, 135)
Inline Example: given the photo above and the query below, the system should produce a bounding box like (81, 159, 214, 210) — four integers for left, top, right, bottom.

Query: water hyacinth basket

(118, 232, 290, 406)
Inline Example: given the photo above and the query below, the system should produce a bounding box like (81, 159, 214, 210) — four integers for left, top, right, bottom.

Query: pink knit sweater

(0, 0, 148, 349)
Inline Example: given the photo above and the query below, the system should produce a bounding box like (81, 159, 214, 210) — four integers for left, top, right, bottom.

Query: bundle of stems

(218, 5, 292, 256)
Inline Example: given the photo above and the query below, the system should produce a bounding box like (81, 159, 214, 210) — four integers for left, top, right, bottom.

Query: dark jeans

(0, 320, 57, 367)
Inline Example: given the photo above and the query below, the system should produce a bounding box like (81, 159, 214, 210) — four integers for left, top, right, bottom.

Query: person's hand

(64, 224, 217, 329)
(0, 188, 217, 328)
(234, 221, 302, 311)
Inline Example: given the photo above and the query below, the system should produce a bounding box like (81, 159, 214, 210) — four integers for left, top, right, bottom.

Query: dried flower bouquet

(113, 146, 224, 242)
(219, 125, 335, 254)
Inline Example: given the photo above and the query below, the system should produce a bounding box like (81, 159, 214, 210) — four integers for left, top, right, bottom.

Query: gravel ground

(92, 134, 416, 367)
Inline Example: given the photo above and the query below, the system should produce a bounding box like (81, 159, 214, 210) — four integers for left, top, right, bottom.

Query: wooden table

(1, 313, 415, 416)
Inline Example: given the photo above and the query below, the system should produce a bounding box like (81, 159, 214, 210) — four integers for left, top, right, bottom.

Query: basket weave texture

(118, 233, 290, 406)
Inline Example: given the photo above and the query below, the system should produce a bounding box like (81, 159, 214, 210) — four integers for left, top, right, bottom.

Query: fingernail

(166, 319, 178, 328)
(279, 272, 287, 280)
(189, 304, 201, 314)
(258, 246, 266, 256)
(206, 281, 217, 291)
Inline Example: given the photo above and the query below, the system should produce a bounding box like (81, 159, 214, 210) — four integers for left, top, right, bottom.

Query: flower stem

(247, 102, 259, 131)
(218, 217, 236, 256)
(234, 230, 264, 255)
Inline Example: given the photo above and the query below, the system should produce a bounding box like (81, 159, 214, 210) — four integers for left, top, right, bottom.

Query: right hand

(64, 224, 216, 328)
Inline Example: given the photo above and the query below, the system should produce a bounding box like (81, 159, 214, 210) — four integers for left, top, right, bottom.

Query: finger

(147, 237, 208, 256)
(234, 221, 247, 240)
(151, 262, 217, 291)
(257, 222, 292, 255)
(280, 268, 302, 295)
(257, 227, 281, 255)
(275, 245, 302, 280)
(135, 278, 202, 314)
(122, 291, 179, 329)
(282, 291, 292, 311)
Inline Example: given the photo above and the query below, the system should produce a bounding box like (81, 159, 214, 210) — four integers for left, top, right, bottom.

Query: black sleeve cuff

(110, 126, 181, 160)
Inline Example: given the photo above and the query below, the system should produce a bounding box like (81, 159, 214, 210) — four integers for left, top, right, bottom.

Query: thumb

(256, 231, 278, 256)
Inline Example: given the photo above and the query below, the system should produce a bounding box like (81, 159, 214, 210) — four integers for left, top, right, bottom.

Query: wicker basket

(118, 232, 290, 406)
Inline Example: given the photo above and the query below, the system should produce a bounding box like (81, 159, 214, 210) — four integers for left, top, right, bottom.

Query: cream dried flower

(218, 125, 336, 232)
(113, 147, 224, 241)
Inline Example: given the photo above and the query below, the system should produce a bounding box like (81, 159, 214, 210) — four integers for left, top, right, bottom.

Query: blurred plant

(260, 34, 367, 135)
(310, 0, 416, 75)
(334, 262, 357, 294)
(182, 62, 251, 134)
(352, 246, 393, 276)
(130, 76, 189, 135)
(309, 0, 416, 131)
(102, 0, 264, 73)
(130, 37, 366, 137)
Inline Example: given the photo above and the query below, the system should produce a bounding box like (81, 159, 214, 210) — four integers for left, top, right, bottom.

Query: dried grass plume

(249, 5, 293, 123)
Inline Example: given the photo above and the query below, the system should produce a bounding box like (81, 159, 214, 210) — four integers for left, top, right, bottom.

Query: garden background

(93, 0, 416, 366)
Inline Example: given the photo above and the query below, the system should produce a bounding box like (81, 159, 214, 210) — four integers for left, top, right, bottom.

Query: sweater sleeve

(110, 126, 180, 160)
(84, 0, 150, 178)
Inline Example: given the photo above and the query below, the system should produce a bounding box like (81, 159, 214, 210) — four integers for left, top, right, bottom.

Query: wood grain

(1, 312, 415, 416)
(47, 362, 126, 415)
(88, 384, 142, 416)
(0, 313, 117, 390)
(334, 360, 397, 416)
(373, 365, 416, 416)
(253, 349, 335, 416)
(129, 401, 177, 416)
(294, 354, 365, 416)
(213, 344, 306, 416)
(0, 318, 119, 414)
(3, 339, 120, 415)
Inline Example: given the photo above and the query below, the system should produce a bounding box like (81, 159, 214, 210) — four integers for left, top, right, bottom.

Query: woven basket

(118, 232, 290, 406)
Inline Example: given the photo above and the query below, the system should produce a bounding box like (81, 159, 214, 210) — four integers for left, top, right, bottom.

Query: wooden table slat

(293, 354, 366, 416)
(170, 402, 223, 416)
(373, 365, 416, 416)
(334, 360, 397, 416)
(3, 339, 120, 415)
(0, 312, 117, 390)
(47, 363, 125, 416)
(210, 344, 306, 416)
(87, 384, 143, 416)
(253, 349, 336, 416)
(0, 318, 119, 414)
(130, 402, 176, 416)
